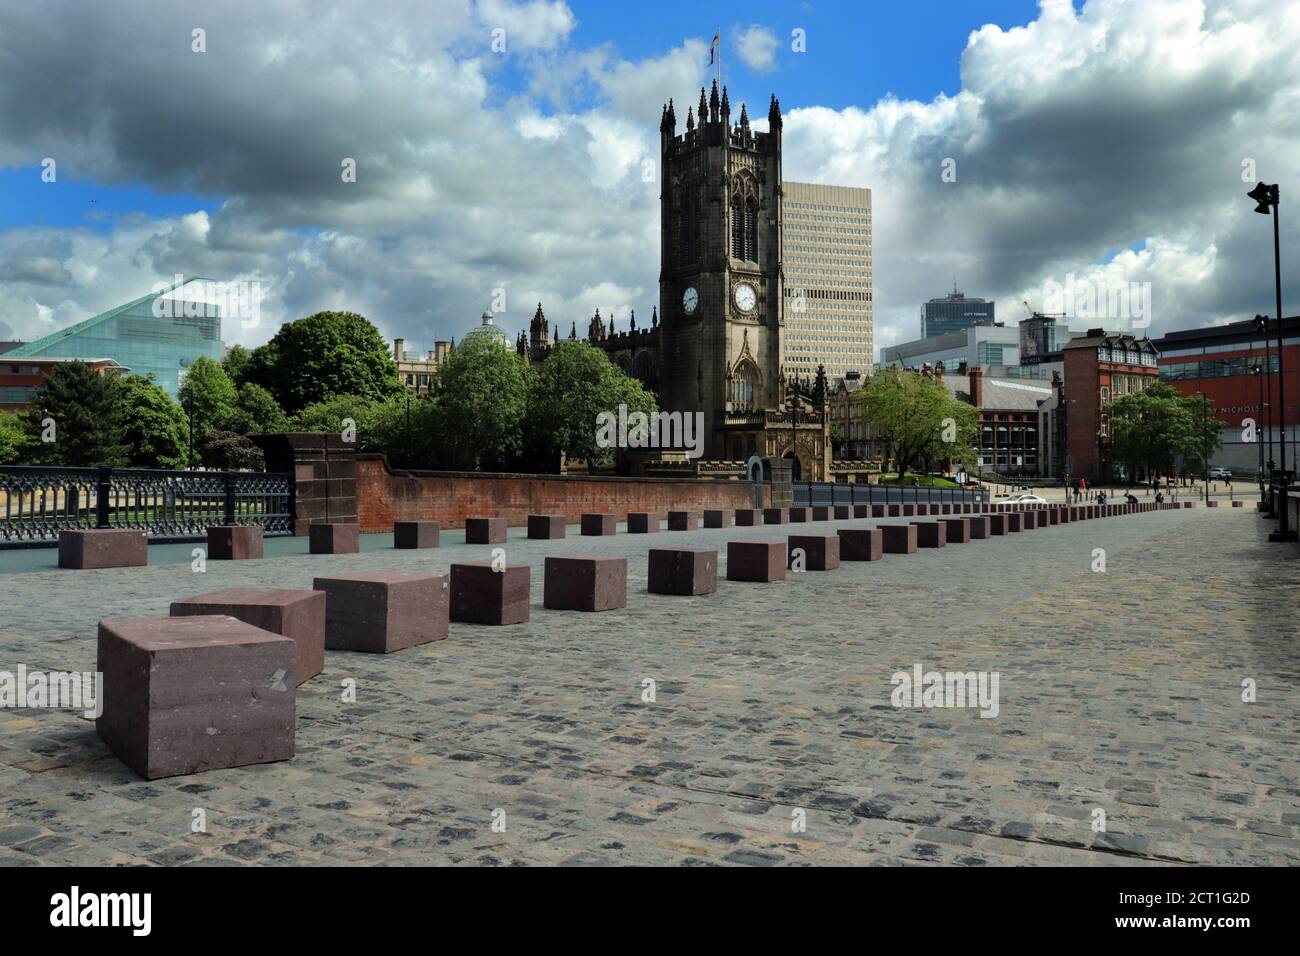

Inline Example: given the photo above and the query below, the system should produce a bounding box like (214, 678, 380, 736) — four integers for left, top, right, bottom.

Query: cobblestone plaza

(1, 507, 1297, 867)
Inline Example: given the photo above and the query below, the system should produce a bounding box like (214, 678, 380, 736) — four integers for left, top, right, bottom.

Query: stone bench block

(648, 548, 718, 595)
(1206, 500, 1220, 508)
(911, 521, 946, 548)
(852, 505, 869, 518)
(667, 511, 700, 531)
(886, 504, 902, 517)
(207, 525, 263, 560)
(450, 563, 530, 625)
(581, 513, 617, 536)
(58, 528, 147, 569)
(1232, 500, 1243, 507)
(394, 521, 441, 549)
(97, 615, 295, 780)
(881, 524, 918, 554)
(170, 587, 325, 685)
(914, 504, 929, 515)
(309, 522, 359, 554)
(763, 508, 789, 525)
(526, 515, 566, 540)
(1022, 511, 1039, 529)
(544, 556, 627, 612)
(703, 509, 731, 528)
(627, 512, 660, 533)
(901, 504, 917, 516)
(988, 514, 1008, 535)
(837, 527, 883, 561)
(314, 571, 449, 652)
(1046, 510, 1060, 525)
(1006, 513, 1025, 531)
(726, 540, 786, 582)
(968, 516, 991, 539)
(811, 506, 831, 521)
(466, 516, 508, 544)
(735, 509, 761, 526)
(871, 505, 886, 518)
(788, 507, 811, 522)
(833, 506, 851, 519)
(943, 518, 971, 543)
(788, 534, 840, 571)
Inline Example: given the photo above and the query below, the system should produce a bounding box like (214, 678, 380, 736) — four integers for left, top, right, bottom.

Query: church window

(744, 200, 757, 261)
(731, 198, 744, 259)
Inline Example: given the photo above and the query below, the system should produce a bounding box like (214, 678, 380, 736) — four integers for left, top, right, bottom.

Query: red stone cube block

(58, 528, 147, 569)
(837, 527, 883, 561)
(726, 540, 786, 582)
(914, 504, 929, 516)
(627, 512, 660, 533)
(788, 508, 811, 522)
(1022, 511, 1039, 530)
(1005, 513, 1024, 532)
(449, 563, 530, 625)
(466, 517, 507, 544)
(763, 508, 789, 525)
(901, 504, 917, 516)
(581, 513, 617, 536)
(988, 514, 1009, 535)
(647, 548, 718, 595)
(886, 504, 902, 517)
(309, 523, 359, 554)
(968, 516, 991, 539)
(788, 534, 840, 571)
(735, 509, 761, 526)
(394, 521, 441, 549)
(526, 515, 566, 540)
(881, 524, 918, 553)
(943, 518, 971, 543)
(871, 505, 887, 517)
(833, 506, 851, 519)
(207, 525, 263, 560)
(703, 509, 731, 528)
(911, 521, 946, 548)
(544, 556, 627, 612)
(97, 615, 295, 780)
(1232, 500, 1243, 507)
(811, 506, 831, 521)
(170, 587, 325, 686)
(667, 511, 700, 531)
(313, 571, 449, 652)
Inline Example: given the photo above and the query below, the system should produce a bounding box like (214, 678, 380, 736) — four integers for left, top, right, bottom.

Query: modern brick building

(1061, 329, 1160, 480)
(0, 356, 130, 412)
(943, 365, 1052, 478)
(1152, 315, 1300, 475)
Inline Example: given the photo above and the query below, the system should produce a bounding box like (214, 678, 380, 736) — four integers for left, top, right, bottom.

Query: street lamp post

(1247, 181, 1296, 540)
(1252, 362, 1267, 509)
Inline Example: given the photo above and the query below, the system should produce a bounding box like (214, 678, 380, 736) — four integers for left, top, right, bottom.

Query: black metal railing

(792, 481, 989, 508)
(0, 466, 293, 546)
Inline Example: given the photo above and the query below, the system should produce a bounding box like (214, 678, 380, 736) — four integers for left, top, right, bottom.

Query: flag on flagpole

(709, 31, 719, 65)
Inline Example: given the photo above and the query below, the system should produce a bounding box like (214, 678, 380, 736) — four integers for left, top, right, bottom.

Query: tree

(116, 375, 188, 468)
(528, 342, 659, 472)
(224, 382, 288, 435)
(222, 344, 253, 387)
(290, 392, 436, 466)
(178, 356, 237, 453)
(0, 410, 28, 464)
(861, 369, 978, 479)
(244, 311, 403, 414)
(432, 336, 531, 470)
(22, 361, 127, 466)
(1106, 381, 1223, 480)
(198, 430, 266, 470)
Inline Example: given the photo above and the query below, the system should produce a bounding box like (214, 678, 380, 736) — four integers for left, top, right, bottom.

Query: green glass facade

(6, 288, 222, 399)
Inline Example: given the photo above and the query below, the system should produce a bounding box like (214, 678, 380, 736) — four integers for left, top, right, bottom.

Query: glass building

(4, 280, 222, 399)
(921, 289, 995, 338)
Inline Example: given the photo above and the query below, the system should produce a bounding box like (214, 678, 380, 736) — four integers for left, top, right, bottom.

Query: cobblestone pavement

(2, 507, 1297, 866)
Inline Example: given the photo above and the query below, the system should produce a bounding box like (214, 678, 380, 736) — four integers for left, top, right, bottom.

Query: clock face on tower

(682, 286, 699, 315)
(733, 282, 757, 313)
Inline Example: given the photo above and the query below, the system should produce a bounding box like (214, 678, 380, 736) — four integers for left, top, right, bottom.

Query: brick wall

(356, 455, 770, 531)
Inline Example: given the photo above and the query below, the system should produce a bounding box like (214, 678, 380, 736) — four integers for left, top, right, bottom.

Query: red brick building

(940, 364, 1053, 478)
(1061, 330, 1160, 480)
(0, 356, 130, 412)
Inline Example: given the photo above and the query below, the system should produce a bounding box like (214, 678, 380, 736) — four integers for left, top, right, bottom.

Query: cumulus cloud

(732, 24, 780, 73)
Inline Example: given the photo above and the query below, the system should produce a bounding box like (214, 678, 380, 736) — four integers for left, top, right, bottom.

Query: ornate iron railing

(0, 466, 293, 546)
(793, 481, 989, 508)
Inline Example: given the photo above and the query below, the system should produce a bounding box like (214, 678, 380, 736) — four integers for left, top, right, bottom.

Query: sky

(1, 0, 1298, 361)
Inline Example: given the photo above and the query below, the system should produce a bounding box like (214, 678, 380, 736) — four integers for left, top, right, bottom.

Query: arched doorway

(783, 450, 802, 481)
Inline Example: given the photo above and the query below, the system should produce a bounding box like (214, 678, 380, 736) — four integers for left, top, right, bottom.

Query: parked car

(1007, 493, 1047, 503)
(1209, 467, 1232, 480)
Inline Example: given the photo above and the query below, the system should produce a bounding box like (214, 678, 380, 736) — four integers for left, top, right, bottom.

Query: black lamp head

(1247, 181, 1275, 214)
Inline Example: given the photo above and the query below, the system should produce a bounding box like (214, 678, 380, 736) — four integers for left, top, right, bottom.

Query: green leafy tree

(1106, 381, 1223, 480)
(223, 382, 288, 435)
(0, 410, 28, 464)
(198, 430, 266, 470)
(116, 375, 188, 468)
(527, 341, 659, 472)
(178, 356, 237, 452)
(861, 369, 978, 479)
(221, 344, 253, 387)
(22, 361, 127, 466)
(245, 311, 403, 414)
(432, 336, 532, 470)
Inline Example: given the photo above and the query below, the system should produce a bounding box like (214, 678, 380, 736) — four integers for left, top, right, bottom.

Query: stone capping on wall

(355, 453, 771, 533)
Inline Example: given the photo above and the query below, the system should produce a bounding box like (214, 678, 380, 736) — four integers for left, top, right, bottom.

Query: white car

(1006, 493, 1047, 504)
(1208, 468, 1232, 480)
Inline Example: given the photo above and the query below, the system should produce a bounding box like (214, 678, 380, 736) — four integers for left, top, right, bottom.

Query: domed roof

(462, 310, 510, 348)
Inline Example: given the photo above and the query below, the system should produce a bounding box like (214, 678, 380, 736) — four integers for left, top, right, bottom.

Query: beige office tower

(781, 181, 873, 381)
